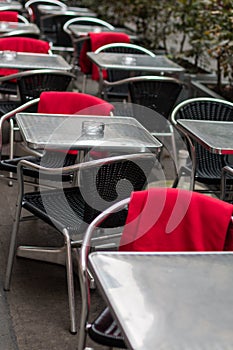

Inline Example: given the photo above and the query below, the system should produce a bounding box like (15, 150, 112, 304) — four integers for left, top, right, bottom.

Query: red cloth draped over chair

(38, 91, 114, 115)
(0, 38, 50, 77)
(0, 11, 18, 22)
(79, 32, 130, 80)
(119, 188, 233, 252)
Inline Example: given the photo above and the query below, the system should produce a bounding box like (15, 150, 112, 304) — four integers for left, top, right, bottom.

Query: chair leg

(8, 118, 14, 186)
(63, 229, 77, 334)
(82, 74, 87, 93)
(4, 202, 22, 290)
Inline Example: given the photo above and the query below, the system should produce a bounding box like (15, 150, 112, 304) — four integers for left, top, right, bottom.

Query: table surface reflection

(38, 5, 96, 17)
(0, 52, 71, 70)
(0, 22, 40, 34)
(16, 113, 162, 153)
(89, 251, 233, 350)
(87, 52, 185, 74)
(69, 25, 137, 40)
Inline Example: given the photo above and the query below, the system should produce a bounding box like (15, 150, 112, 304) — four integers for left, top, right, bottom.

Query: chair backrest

(37, 91, 114, 115)
(25, 0, 67, 26)
(63, 16, 115, 35)
(128, 75, 183, 127)
(95, 43, 156, 98)
(18, 14, 30, 24)
(171, 97, 233, 180)
(16, 70, 75, 103)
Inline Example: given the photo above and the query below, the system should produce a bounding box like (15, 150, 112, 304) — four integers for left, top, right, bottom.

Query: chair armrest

(0, 97, 40, 156)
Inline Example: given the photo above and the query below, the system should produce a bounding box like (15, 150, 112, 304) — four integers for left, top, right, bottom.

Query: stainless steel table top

(0, 1, 22, 11)
(87, 52, 185, 75)
(0, 52, 72, 70)
(177, 119, 233, 154)
(89, 251, 233, 350)
(38, 5, 96, 17)
(69, 25, 137, 41)
(16, 114, 162, 152)
(0, 22, 40, 35)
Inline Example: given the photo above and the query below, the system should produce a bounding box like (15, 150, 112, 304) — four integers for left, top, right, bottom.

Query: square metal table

(15, 113, 162, 154)
(0, 52, 72, 71)
(0, 22, 40, 35)
(0, 1, 22, 11)
(89, 251, 233, 350)
(38, 5, 97, 17)
(87, 52, 185, 80)
(177, 119, 233, 155)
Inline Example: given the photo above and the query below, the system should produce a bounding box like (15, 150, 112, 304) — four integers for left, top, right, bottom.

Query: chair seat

(0, 152, 77, 181)
(88, 307, 126, 348)
(23, 186, 128, 238)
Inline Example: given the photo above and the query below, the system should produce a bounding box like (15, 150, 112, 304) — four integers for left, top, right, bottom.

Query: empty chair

(128, 75, 183, 168)
(4, 152, 158, 334)
(171, 97, 233, 194)
(95, 42, 155, 100)
(0, 91, 114, 183)
(78, 187, 233, 349)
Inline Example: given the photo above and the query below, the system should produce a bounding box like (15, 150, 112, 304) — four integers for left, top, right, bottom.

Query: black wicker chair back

(95, 43, 155, 100)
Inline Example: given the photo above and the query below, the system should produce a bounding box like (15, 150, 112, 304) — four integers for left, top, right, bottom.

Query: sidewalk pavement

(0, 178, 106, 350)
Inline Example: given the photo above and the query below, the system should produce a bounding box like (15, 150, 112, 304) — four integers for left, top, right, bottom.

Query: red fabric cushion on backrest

(79, 32, 130, 80)
(0, 38, 50, 77)
(119, 188, 233, 252)
(38, 91, 114, 115)
(0, 11, 18, 22)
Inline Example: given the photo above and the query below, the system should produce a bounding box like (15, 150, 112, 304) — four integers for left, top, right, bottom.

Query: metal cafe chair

(0, 90, 114, 185)
(128, 75, 183, 169)
(95, 42, 155, 100)
(63, 16, 115, 65)
(63, 16, 115, 37)
(106, 75, 183, 168)
(171, 97, 233, 194)
(24, 0, 67, 27)
(4, 152, 158, 334)
(78, 187, 233, 349)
